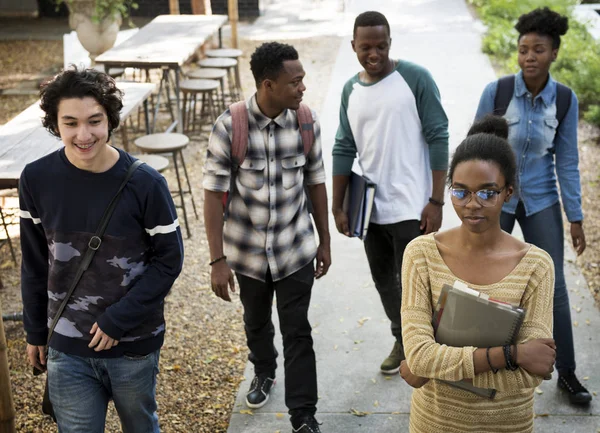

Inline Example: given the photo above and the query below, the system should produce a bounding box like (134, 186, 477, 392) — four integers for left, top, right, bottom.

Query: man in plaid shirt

(203, 42, 330, 433)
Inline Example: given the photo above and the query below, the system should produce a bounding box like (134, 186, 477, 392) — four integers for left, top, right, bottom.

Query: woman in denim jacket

(474, 7, 591, 405)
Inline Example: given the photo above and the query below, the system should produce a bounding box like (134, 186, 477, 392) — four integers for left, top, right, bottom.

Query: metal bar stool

(198, 57, 241, 104)
(205, 49, 244, 101)
(134, 133, 197, 238)
(186, 68, 228, 111)
(133, 154, 170, 173)
(180, 79, 220, 132)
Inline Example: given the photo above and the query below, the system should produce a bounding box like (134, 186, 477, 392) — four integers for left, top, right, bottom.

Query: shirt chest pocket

(506, 116, 520, 146)
(281, 154, 306, 190)
(543, 118, 559, 150)
(238, 158, 266, 190)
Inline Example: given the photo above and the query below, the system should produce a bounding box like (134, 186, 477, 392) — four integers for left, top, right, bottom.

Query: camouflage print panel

(46, 229, 164, 342)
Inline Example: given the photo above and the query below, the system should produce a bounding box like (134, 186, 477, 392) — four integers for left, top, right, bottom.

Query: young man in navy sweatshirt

(20, 67, 184, 432)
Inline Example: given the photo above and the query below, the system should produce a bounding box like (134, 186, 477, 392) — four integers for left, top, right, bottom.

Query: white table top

(0, 81, 156, 187)
(95, 14, 228, 68)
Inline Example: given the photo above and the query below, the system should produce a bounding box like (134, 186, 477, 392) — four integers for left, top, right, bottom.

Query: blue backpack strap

(493, 75, 515, 116)
(555, 82, 572, 127)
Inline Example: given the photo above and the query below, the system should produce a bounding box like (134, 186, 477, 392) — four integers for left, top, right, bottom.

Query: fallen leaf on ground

(357, 317, 371, 326)
(350, 408, 370, 417)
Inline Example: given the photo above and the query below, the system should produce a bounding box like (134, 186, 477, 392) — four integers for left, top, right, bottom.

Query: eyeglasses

(449, 186, 506, 207)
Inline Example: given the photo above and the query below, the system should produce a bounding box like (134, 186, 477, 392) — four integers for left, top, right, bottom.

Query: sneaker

(557, 372, 592, 405)
(380, 341, 404, 374)
(292, 415, 322, 433)
(245, 374, 276, 409)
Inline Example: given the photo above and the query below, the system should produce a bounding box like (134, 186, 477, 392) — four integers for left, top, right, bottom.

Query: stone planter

(67, 0, 122, 63)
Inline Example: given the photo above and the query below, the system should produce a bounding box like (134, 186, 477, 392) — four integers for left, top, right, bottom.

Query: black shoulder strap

(555, 82, 572, 127)
(46, 160, 144, 345)
(493, 75, 515, 116)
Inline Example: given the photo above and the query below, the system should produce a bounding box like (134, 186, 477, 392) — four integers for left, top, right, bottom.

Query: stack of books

(433, 281, 526, 398)
(342, 170, 376, 240)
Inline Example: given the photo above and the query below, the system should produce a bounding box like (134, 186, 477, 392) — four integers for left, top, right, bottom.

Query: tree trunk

(191, 0, 211, 15)
(227, 0, 238, 48)
(0, 299, 16, 433)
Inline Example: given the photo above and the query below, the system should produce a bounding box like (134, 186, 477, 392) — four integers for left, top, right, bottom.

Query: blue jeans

(47, 347, 161, 433)
(501, 201, 576, 374)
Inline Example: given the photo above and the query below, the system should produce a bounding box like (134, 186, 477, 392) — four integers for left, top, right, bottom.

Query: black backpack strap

(555, 82, 572, 127)
(493, 75, 515, 116)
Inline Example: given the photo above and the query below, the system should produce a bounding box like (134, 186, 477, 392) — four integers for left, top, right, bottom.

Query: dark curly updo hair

(449, 116, 517, 188)
(467, 114, 509, 140)
(39, 66, 124, 139)
(250, 42, 299, 87)
(515, 7, 569, 49)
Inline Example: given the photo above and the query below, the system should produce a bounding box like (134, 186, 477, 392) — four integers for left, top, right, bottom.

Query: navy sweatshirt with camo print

(19, 147, 184, 358)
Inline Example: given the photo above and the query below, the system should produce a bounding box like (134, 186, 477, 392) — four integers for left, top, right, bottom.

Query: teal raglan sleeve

(403, 63, 449, 170)
(332, 80, 358, 176)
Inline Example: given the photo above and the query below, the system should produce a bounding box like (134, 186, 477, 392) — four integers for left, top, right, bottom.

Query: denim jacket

(475, 71, 583, 222)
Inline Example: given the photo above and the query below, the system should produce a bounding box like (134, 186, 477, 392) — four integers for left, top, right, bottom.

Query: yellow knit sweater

(401, 234, 554, 433)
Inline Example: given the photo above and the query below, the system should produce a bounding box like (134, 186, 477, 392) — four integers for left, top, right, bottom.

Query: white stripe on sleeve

(145, 219, 180, 236)
(20, 210, 42, 224)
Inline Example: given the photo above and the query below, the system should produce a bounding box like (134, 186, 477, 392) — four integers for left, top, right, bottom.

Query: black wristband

(512, 343, 519, 368)
(429, 197, 444, 207)
(209, 255, 227, 266)
(503, 345, 518, 371)
(487, 347, 499, 374)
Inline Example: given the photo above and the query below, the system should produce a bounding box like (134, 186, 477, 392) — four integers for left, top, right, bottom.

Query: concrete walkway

(227, 0, 599, 431)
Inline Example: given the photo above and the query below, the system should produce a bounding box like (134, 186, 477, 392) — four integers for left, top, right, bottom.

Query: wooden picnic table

(95, 14, 229, 134)
(0, 82, 156, 189)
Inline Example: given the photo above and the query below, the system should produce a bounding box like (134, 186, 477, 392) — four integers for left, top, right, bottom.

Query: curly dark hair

(515, 7, 569, 49)
(353, 11, 390, 38)
(249, 42, 299, 87)
(449, 116, 516, 188)
(39, 66, 124, 139)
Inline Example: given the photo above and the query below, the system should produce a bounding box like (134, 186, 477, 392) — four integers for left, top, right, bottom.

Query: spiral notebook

(433, 282, 526, 398)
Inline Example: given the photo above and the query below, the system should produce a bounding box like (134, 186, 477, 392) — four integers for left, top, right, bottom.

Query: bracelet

(429, 197, 445, 207)
(512, 344, 519, 368)
(503, 345, 518, 371)
(209, 255, 227, 266)
(486, 347, 499, 374)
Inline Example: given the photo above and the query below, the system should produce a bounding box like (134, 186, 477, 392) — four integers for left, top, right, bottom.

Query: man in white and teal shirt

(332, 11, 449, 374)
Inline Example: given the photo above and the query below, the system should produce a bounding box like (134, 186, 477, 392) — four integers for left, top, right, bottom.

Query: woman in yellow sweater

(400, 116, 556, 433)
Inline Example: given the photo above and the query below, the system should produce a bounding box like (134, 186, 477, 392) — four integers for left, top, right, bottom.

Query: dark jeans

(501, 201, 576, 374)
(236, 262, 317, 421)
(363, 220, 422, 346)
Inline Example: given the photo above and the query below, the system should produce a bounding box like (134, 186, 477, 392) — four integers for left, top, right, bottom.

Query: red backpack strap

(223, 101, 250, 216)
(296, 103, 314, 155)
(229, 101, 250, 168)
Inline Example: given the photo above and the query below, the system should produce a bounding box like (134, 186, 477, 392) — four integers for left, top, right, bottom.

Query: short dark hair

(353, 11, 390, 38)
(449, 116, 517, 187)
(250, 42, 299, 87)
(39, 66, 123, 139)
(515, 7, 568, 50)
